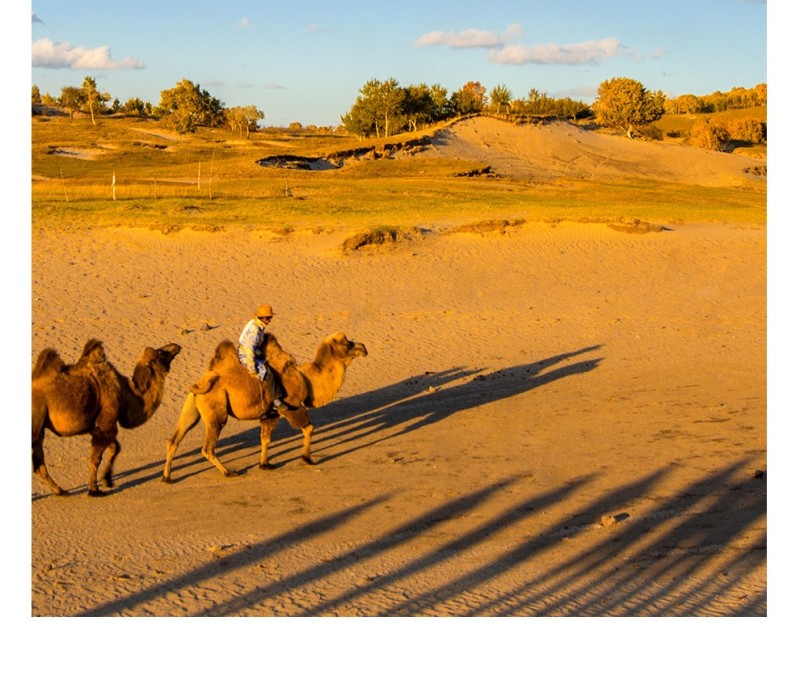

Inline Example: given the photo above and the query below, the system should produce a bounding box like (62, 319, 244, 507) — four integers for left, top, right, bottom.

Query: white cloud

(32, 38, 144, 70)
(490, 37, 631, 65)
(32, 13, 43, 24)
(416, 24, 636, 67)
(238, 17, 250, 29)
(416, 23, 523, 49)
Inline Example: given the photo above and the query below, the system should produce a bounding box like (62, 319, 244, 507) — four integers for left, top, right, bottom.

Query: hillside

(411, 116, 765, 186)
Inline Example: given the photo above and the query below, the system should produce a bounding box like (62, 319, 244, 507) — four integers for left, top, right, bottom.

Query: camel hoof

(161, 476, 174, 484)
(259, 463, 275, 471)
(88, 488, 106, 497)
(302, 455, 314, 465)
(103, 477, 115, 489)
(223, 470, 239, 477)
(53, 487, 67, 496)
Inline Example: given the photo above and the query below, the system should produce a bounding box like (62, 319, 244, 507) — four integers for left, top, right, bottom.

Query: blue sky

(28, 0, 767, 127)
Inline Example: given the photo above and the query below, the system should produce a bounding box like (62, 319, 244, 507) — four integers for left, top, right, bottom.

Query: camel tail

(32, 348, 64, 379)
(190, 371, 219, 395)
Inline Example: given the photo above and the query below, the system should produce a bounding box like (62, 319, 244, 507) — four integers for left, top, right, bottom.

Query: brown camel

(32, 339, 181, 496)
(161, 331, 367, 482)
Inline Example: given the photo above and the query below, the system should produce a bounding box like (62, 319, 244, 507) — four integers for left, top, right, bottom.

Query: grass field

(31, 112, 766, 232)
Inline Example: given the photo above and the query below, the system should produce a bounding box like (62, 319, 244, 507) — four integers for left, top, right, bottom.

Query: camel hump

(32, 348, 64, 378)
(190, 371, 219, 395)
(80, 339, 107, 363)
(208, 340, 240, 369)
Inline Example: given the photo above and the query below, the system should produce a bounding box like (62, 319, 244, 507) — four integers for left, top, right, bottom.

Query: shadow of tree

(377, 456, 765, 616)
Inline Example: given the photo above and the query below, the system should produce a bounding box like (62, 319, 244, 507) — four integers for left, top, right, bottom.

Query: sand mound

(419, 116, 761, 186)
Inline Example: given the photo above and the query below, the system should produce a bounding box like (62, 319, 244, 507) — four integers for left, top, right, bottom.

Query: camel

(32, 339, 181, 496)
(161, 331, 367, 482)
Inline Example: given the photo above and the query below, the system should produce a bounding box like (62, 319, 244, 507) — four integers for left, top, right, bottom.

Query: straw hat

(255, 304, 275, 319)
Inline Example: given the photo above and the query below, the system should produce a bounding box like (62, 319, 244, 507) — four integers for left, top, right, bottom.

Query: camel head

(325, 331, 368, 364)
(131, 343, 182, 395)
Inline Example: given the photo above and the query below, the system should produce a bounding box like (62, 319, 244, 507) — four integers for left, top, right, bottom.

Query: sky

(28, 0, 767, 127)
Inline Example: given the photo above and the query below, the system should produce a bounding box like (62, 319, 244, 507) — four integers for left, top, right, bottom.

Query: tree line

(32, 77, 264, 138)
(340, 78, 593, 138)
(32, 75, 766, 146)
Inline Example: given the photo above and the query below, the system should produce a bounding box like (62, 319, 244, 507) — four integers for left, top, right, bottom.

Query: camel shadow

(134, 344, 602, 482)
(305, 343, 603, 465)
(32, 345, 603, 494)
(219, 343, 602, 472)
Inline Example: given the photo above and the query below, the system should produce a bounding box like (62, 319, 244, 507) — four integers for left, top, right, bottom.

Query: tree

(489, 84, 512, 114)
(729, 118, 765, 144)
(364, 78, 405, 137)
(342, 78, 405, 137)
(429, 83, 452, 121)
(450, 81, 487, 115)
(690, 118, 729, 151)
(593, 77, 665, 137)
(59, 86, 82, 118)
(80, 76, 110, 125)
(402, 83, 435, 131)
(669, 94, 702, 114)
(32, 85, 42, 106)
(123, 97, 147, 116)
(226, 105, 264, 138)
(158, 79, 226, 133)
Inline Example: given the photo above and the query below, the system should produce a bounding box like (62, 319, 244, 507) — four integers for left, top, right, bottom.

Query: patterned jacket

(238, 318, 270, 379)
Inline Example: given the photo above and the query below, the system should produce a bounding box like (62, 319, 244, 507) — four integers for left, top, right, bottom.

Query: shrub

(690, 118, 729, 151)
(635, 124, 663, 141)
(729, 118, 766, 144)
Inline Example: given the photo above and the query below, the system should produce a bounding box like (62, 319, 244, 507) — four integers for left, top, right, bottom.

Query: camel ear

(158, 343, 181, 366)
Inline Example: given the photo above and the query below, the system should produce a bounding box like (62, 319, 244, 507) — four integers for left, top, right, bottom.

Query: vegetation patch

(607, 219, 666, 234)
(453, 166, 497, 178)
(341, 225, 426, 252)
(447, 218, 526, 235)
(258, 155, 336, 171)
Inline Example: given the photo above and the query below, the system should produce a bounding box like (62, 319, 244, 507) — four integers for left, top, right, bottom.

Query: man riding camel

(238, 303, 290, 410)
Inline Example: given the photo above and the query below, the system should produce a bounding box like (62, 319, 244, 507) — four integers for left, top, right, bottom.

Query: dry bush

(690, 119, 729, 151)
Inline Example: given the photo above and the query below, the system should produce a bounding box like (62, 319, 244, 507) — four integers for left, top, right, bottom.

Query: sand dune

(418, 117, 762, 186)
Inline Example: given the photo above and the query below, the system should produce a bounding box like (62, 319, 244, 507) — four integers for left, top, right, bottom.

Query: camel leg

(163, 394, 202, 483)
(299, 424, 315, 465)
(258, 415, 281, 470)
(201, 416, 237, 477)
(32, 430, 65, 496)
(279, 407, 315, 465)
(87, 429, 117, 497)
(100, 440, 121, 489)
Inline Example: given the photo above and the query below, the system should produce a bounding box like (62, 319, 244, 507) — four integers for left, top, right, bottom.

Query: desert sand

(30, 119, 766, 621)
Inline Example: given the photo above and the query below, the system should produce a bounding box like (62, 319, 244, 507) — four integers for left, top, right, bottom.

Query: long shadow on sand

(75, 456, 765, 616)
(153, 344, 602, 483)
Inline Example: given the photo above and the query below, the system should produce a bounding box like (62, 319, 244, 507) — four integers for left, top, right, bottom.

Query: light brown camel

(32, 339, 182, 496)
(161, 331, 367, 482)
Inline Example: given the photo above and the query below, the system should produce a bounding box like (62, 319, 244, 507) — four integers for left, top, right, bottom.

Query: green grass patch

(32, 113, 765, 232)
